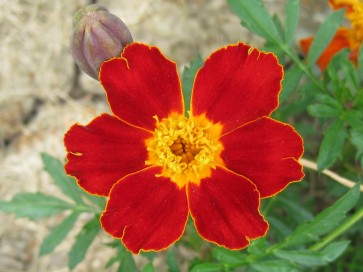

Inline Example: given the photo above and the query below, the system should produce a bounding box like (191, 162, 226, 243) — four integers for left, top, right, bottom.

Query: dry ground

(0, 0, 328, 271)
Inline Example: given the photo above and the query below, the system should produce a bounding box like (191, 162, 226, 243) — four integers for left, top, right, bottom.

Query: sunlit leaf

(68, 216, 100, 270)
(0, 193, 73, 220)
(40, 211, 80, 256)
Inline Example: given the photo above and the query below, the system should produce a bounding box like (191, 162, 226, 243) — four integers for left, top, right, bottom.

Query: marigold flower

(300, 0, 363, 70)
(64, 43, 304, 253)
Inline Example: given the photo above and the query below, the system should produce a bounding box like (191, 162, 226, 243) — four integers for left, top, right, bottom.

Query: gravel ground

(0, 0, 329, 271)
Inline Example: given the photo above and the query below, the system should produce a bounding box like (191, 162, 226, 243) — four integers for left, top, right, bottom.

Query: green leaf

(166, 247, 180, 272)
(275, 241, 350, 266)
(182, 54, 203, 113)
(39, 211, 80, 256)
(278, 196, 314, 223)
(68, 216, 100, 270)
(247, 237, 267, 255)
(267, 216, 293, 238)
(117, 250, 137, 272)
(41, 153, 84, 204)
(190, 263, 222, 272)
(306, 9, 345, 67)
(307, 104, 339, 118)
(358, 44, 363, 83)
(212, 246, 245, 265)
(0, 192, 73, 220)
(285, 0, 300, 45)
(142, 263, 156, 272)
(317, 121, 346, 170)
(280, 65, 303, 103)
(251, 260, 298, 272)
(282, 184, 360, 247)
(227, 0, 281, 42)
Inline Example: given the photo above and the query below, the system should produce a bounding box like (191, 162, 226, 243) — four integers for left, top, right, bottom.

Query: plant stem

(309, 205, 363, 251)
(300, 158, 363, 192)
(278, 43, 326, 93)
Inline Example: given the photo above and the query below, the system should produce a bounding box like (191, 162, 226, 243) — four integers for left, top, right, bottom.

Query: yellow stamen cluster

(145, 113, 223, 188)
(348, 2, 363, 44)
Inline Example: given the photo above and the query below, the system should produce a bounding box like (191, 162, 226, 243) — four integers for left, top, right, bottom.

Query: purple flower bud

(70, 4, 133, 80)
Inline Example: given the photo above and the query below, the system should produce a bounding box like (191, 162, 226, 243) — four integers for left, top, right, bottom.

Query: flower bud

(70, 4, 133, 79)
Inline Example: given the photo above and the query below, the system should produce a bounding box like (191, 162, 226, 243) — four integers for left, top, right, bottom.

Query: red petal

(191, 43, 283, 134)
(100, 167, 188, 253)
(188, 167, 268, 249)
(64, 114, 151, 196)
(100, 43, 184, 131)
(220, 117, 304, 198)
(300, 28, 352, 71)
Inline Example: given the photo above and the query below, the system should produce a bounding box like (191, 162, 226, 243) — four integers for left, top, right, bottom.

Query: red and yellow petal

(100, 167, 189, 254)
(191, 42, 283, 134)
(220, 117, 304, 198)
(187, 166, 268, 249)
(300, 28, 352, 71)
(64, 114, 151, 196)
(100, 43, 184, 131)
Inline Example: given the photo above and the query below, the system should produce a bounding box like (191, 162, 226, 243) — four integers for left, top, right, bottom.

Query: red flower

(64, 43, 304, 254)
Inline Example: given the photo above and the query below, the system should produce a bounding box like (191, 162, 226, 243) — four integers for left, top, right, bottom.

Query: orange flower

(300, 0, 363, 70)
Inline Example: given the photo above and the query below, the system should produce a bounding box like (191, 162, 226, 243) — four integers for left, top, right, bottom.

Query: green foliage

(284, 0, 300, 45)
(275, 241, 350, 266)
(68, 216, 100, 270)
(227, 0, 281, 43)
(39, 211, 80, 256)
(305, 10, 345, 67)
(281, 184, 359, 247)
(0, 193, 73, 220)
(182, 54, 203, 113)
(41, 152, 84, 204)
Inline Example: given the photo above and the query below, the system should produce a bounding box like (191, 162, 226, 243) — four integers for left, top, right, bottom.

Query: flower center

(145, 113, 224, 188)
(348, 2, 363, 44)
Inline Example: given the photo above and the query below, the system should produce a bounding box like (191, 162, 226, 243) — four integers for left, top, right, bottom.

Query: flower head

(300, 0, 363, 70)
(64, 43, 304, 253)
(70, 4, 133, 79)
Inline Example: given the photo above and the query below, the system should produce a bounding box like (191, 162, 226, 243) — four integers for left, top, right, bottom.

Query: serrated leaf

(227, 0, 281, 42)
(212, 247, 245, 265)
(280, 65, 303, 103)
(166, 247, 180, 272)
(285, 0, 300, 45)
(41, 153, 84, 204)
(182, 54, 203, 113)
(251, 260, 298, 272)
(306, 9, 345, 66)
(68, 216, 100, 270)
(282, 184, 360, 247)
(0, 192, 73, 220)
(275, 241, 350, 266)
(317, 121, 346, 170)
(190, 263, 222, 272)
(40, 211, 80, 256)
